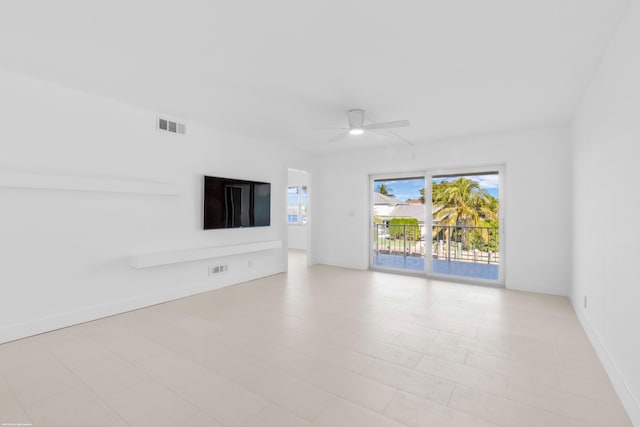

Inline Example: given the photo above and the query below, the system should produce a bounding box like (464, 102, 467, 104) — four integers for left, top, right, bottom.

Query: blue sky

(375, 174, 499, 202)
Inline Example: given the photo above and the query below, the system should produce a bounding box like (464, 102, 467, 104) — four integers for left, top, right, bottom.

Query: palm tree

(377, 183, 395, 197)
(432, 178, 497, 249)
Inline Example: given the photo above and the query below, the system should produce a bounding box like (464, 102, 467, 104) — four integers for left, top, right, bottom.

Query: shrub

(388, 217, 420, 240)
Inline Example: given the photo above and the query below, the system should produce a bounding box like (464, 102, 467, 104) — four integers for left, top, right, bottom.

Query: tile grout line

(1, 375, 35, 426)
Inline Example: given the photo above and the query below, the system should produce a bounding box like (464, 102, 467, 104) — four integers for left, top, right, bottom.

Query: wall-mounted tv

(203, 176, 271, 229)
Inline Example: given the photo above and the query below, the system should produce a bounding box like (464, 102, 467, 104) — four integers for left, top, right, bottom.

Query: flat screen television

(203, 176, 271, 229)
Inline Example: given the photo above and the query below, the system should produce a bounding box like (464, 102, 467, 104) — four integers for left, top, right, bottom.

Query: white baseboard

(573, 301, 640, 426)
(0, 268, 283, 345)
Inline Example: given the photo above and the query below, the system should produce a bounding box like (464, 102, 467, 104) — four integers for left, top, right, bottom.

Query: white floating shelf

(130, 240, 283, 268)
(0, 171, 179, 195)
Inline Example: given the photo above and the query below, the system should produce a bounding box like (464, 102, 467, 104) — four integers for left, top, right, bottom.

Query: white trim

(130, 240, 282, 268)
(424, 174, 432, 276)
(573, 303, 640, 426)
(287, 168, 308, 174)
(305, 173, 313, 266)
(369, 170, 427, 181)
(0, 171, 179, 196)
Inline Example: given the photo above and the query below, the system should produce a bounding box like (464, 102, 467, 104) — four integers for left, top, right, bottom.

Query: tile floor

(0, 250, 632, 426)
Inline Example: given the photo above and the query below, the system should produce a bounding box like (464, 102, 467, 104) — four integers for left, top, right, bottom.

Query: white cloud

(472, 175, 499, 189)
(434, 174, 499, 190)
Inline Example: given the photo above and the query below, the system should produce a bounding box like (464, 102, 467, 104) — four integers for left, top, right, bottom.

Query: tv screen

(203, 176, 271, 229)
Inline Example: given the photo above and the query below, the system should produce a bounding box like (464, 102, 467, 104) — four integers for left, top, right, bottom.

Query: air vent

(157, 117, 186, 135)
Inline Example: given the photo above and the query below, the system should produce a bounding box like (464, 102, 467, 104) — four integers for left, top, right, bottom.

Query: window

(370, 167, 504, 286)
(287, 185, 308, 224)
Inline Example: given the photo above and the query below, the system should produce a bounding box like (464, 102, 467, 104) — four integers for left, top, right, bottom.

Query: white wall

(571, 0, 640, 423)
(311, 126, 573, 295)
(287, 169, 309, 250)
(0, 69, 308, 344)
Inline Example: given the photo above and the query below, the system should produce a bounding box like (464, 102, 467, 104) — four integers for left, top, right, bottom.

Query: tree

(431, 181, 449, 205)
(376, 183, 395, 197)
(470, 218, 499, 252)
(431, 178, 498, 250)
(388, 217, 420, 241)
(433, 178, 495, 227)
(421, 181, 451, 205)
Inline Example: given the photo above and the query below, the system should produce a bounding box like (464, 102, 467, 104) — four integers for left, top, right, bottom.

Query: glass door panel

(427, 170, 503, 283)
(371, 176, 426, 273)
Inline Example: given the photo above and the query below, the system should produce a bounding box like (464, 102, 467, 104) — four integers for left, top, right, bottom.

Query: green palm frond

(431, 177, 498, 229)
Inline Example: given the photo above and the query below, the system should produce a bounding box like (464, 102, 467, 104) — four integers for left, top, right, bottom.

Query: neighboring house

(374, 192, 425, 223)
(388, 203, 425, 224)
(374, 192, 427, 238)
(373, 192, 402, 217)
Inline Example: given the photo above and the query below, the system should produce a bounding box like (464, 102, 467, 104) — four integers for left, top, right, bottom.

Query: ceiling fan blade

(363, 120, 410, 130)
(327, 131, 350, 144)
(367, 129, 389, 138)
(386, 128, 414, 146)
(308, 126, 349, 130)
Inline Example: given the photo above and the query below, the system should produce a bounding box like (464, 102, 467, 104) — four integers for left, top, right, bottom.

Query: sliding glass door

(371, 166, 504, 286)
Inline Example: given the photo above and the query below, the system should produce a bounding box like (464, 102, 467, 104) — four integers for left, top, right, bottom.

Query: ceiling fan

(317, 109, 412, 145)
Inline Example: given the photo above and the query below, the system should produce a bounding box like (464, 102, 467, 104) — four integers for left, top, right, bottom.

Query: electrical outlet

(208, 264, 228, 276)
(584, 295, 587, 309)
(248, 260, 253, 268)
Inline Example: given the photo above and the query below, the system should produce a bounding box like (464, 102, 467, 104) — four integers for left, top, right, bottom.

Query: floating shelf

(130, 240, 283, 268)
(0, 171, 179, 196)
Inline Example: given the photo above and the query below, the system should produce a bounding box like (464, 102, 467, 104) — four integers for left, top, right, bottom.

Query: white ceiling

(0, 0, 630, 153)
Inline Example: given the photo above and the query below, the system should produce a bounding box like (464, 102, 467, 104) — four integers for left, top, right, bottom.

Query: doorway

(371, 166, 505, 286)
(287, 168, 310, 268)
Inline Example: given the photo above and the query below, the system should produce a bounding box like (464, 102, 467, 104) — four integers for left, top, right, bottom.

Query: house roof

(388, 204, 426, 223)
(374, 192, 401, 205)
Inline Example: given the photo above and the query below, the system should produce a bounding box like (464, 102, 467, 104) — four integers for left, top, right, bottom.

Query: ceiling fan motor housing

(347, 109, 365, 130)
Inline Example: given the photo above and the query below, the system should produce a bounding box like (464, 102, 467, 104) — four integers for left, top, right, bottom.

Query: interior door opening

(287, 168, 311, 268)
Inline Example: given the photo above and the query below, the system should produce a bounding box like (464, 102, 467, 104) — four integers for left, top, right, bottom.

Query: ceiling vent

(157, 117, 186, 135)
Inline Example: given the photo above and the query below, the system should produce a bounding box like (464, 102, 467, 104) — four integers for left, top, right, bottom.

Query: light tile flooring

(0, 250, 632, 426)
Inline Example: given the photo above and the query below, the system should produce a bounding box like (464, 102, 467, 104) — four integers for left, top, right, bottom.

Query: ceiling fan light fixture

(321, 109, 411, 144)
